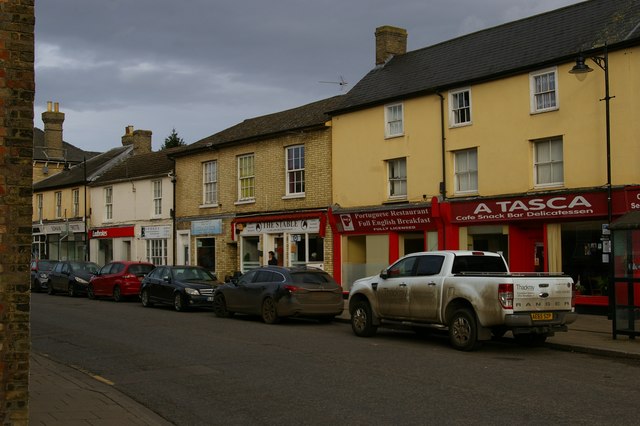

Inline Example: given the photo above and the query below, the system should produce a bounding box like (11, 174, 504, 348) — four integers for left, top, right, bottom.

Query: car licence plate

(531, 312, 553, 321)
(207, 296, 213, 302)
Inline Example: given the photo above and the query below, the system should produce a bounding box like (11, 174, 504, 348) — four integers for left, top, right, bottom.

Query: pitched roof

(90, 148, 178, 186)
(333, 0, 640, 113)
(174, 95, 343, 156)
(33, 128, 101, 163)
(33, 146, 132, 191)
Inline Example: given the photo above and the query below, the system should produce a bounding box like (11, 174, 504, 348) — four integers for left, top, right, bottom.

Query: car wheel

(174, 293, 188, 312)
(47, 282, 55, 295)
(113, 286, 122, 302)
(32, 280, 41, 293)
(449, 308, 482, 351)
(213, 293, 233, 318)
(141, 289, 153, 307)
(87, 284, 96, 300)
(350, 300, 377, 337)
(261, 297, 279, 324)
(68, 283, 76, 297)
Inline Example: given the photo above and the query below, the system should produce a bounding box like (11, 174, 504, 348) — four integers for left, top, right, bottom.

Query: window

(152, 179, 162, 216)
(72, 189, 80, 217)
(203, 161, 218, 205)
(530, 68, 558, 113)
(238, 154, 255, 201)
(290, 233, 324, 266)
(146, 239, 167, 265)
(387, 158, 407, 199)
(54, 191, 62, 218)
(534, 137, 563, 187)
(454, 149, 478, 194)
(36, 194, 43, 222)
(286, 145, 305, 195)
(385, 103, 403, 137)
(450, 88, 471, 126)
(104, 187, 113, 220)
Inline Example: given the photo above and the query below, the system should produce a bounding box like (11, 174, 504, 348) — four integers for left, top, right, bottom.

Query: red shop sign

(334, 207, 433, 234)
(89, 226, 135, 239)
(451, 193, 608, 224)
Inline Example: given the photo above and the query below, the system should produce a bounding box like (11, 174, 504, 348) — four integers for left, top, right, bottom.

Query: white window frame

(146, 239, 168, 265)
(54, 191, 62, 218)
(237, 154, 255, 202)
(530, 67, 558, 113)
(385, 103, 404, 138)
(104, 186, 113, 221)
(152, 179, 162, 216)
(285, 145, 305, 197)
(534, 137, 564, 188)
(202, 160, 218, 206)
(387, 157, 407, 200)
(449, 88, 472, 127)
(454, 148, 478, 194)
(72, 188, 80, 217)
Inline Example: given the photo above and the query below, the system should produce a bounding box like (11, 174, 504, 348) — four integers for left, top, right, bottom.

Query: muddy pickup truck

(348, 250, 577, 351)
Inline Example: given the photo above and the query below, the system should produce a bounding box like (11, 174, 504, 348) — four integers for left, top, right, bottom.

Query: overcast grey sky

(35, 0, 583, 152)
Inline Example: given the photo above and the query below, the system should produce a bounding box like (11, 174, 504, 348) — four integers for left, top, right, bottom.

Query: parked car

(47, 261, 100, 297)
(213, 266, 344, 324)
(140, 266, 220, 311)
(30, 259, 57, 292)
(89, 261, 155, 302)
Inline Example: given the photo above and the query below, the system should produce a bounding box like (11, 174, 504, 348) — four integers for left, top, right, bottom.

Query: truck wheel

(351, 300, 377, 337)
(449, 308, 481, 351)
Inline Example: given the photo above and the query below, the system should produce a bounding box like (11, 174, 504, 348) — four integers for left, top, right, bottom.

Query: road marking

(92, 374, 115, 386)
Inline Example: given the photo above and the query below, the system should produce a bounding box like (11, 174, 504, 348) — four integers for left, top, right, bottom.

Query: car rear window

(452, 255, 508, 274)
(130, 264, 154, 275)
(290, 271, 333, 285)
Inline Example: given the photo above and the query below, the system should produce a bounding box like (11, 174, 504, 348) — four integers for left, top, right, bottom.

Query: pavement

(29, 310, 640, 425)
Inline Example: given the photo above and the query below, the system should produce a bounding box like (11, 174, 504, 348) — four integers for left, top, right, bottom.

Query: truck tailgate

(512, 277, 573, 313)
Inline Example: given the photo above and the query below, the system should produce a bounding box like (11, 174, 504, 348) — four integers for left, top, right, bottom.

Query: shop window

(196, 238, 215, 271)
(241, 236, 260, 271)
(561, 221, 609, 296)
(290, 233, 324, 267)
(146, 239, 167, 266)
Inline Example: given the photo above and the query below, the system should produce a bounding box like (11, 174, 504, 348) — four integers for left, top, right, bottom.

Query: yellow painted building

(329, 1, 640, 298)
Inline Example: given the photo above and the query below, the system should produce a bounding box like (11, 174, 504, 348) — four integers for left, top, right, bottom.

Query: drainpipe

(171, 158, 177, 266)
(437, 92, 447, 248)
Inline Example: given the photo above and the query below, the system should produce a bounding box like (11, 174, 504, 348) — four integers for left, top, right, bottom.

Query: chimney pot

(375, 26, 407, 65)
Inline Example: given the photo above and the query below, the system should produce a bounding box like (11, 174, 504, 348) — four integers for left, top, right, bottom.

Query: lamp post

(569, 44, 614, 226)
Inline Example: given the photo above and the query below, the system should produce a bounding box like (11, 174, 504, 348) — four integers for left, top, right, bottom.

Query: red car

(89, 261, 155, 302)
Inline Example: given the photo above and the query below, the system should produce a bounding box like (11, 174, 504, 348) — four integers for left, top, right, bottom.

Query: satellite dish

(319, 75, 348, 90)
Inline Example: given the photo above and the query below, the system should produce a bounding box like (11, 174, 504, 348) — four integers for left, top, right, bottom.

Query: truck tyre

(351, 300, 377, 337)
(449, 308, 481, 351)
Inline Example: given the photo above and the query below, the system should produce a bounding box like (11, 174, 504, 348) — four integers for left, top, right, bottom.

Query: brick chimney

(41, 101, 65, 159)
(121, 125, 152, 155)
(375, 26, 407, 65)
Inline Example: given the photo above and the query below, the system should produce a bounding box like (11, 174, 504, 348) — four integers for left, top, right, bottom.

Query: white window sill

(282, 193, 305, 200)
(199, 203, 219, 209)
(234, 199, 255, 206)
(384, 133, 404, 140)
(384, 196, 408, 204)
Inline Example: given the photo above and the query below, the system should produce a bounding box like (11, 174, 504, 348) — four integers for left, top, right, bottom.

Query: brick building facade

(0, 0, 35, 424)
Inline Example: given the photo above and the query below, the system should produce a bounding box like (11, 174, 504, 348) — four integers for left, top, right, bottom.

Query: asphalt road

(31, 293, 640, 425)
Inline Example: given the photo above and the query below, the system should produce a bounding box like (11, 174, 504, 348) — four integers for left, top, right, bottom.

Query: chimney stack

(41, 101, 65, 159)
(121, 126, 152, 155)
(375, 26, 407, 65)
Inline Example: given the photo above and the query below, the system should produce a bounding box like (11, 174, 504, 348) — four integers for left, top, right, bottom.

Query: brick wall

(0, 0, 35, 424)
(175, 128, 333, 279)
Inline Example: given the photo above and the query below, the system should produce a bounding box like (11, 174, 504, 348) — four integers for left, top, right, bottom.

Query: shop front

(32, 220, 87, 261)
(232, 212, 329, 273)
(88, 225, 135, 266)
(330, 205, 437, 288)
(439, 188, 640, 307)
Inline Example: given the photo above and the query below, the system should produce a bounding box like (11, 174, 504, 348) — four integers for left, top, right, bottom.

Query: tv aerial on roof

(319, 75, 348, 90)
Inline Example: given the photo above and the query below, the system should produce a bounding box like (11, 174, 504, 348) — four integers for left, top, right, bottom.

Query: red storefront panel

(333, 207, 434, 234)
(89, 226, 135, 239)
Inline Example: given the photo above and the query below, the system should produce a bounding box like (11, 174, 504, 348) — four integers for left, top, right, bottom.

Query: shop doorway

(562, 221, 609, 296)
(401, 232, 425, 256)
(196, 237, 215, 272)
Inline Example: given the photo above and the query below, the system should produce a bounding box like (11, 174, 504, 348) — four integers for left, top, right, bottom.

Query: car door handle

(399, 283, 407, 287)
(427, 282, 436, 286)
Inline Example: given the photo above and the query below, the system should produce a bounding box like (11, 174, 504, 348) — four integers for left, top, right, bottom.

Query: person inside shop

(268, 251, 278, 266)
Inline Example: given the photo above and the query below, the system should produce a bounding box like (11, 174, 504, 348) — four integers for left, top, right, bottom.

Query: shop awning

(610, 210, 640, 230)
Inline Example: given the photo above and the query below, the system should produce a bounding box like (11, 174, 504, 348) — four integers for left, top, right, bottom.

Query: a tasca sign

(451, 193, 607, 224)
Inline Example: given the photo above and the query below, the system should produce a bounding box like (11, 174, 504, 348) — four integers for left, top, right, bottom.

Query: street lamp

(569, 44, 614, 225)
